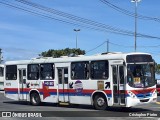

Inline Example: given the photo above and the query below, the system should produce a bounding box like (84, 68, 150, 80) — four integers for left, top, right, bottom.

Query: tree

(155, 64, 160, 74)
(40, 48, 85, 58)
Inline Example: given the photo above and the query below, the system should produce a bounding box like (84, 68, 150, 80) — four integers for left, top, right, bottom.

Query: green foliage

(40, 48, 85, 58)
(155, 64, 160, 74)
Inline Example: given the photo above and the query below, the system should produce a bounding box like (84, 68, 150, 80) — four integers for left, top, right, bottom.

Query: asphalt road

(0, 92, 160, 120)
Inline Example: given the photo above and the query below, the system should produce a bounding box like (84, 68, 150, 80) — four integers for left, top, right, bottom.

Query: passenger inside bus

(28, 73, 38, 80)
(45, 73, 52, 79)
(133, 67, 142, 77)
(127, 70, 134, 86)
(102, 72, 107, 79)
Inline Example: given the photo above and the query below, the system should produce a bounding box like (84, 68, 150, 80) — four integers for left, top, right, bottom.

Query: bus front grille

(140, 99, 149, 102)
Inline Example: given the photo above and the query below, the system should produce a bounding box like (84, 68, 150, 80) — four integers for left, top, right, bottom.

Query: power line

(109, 42, 134, 47)
(0, 0, 134, 36)
(86, 41, 107, 53)
(99, 0, 160, 23)
(14, 0, 134, 35)
(110, 41, 160, 48)
(86, 40, 160, 53)
(1, 0, 160, 40)
(14, 0, 160, 39)
(0, 1, 121, 35)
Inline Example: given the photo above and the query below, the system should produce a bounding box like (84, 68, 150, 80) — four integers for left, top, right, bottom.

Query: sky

(0, 0, 160, 63)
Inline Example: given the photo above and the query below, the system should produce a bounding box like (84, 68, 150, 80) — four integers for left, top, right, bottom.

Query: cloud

(0, 22, 33, 31)
(1, 47, 41, 61)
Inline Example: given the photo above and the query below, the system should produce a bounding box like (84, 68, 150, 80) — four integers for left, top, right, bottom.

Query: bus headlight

(152, 89, 157, 97)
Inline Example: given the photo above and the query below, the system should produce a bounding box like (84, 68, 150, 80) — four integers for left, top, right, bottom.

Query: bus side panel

(27, 80, 58, 103)
(0, 65, 4, 91)
(0, 76, 4, 90)
(4, 80, 19, 100)
(69, 80, 95, 105)
(39, 81, 58, 103)
(69, 96, 91, 105)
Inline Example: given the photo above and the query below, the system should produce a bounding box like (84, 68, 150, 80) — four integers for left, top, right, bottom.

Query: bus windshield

(127, 64, 155, 88)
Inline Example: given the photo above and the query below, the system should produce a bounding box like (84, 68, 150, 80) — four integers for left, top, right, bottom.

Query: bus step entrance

(59, 102, 69, 106)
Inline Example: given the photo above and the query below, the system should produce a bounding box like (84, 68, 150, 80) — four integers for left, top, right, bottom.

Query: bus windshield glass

(127, 64, 155, 88)
(126, 54, 153, 63)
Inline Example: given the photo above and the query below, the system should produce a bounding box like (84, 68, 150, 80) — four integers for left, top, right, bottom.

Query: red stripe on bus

(103, 90, 112, 94)
(4, 88, 18, 91)
(131, 88, 155, 94)
(4, 88, 112, 94)
(6, 87, 155, 96)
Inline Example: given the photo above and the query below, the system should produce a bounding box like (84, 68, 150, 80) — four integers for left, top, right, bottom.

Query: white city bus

(0, 64, 4, 91)
(4, 52, 157, 110)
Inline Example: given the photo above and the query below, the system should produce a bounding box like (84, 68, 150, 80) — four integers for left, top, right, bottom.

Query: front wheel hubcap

(97, 97, 105, 106)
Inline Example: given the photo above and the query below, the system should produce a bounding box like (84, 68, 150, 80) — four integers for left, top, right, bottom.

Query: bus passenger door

(18, 69, 27, 100)
(57, 67, 69, 102)
(112, 65, 125, 106)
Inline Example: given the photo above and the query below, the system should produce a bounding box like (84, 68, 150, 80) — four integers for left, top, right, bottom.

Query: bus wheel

(93, 95, 107, 110)
(30, 92, 41, 106)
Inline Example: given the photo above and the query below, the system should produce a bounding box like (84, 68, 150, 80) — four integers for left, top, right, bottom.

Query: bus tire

(93, 95, 107, 110)
(30, 92, 41, 106)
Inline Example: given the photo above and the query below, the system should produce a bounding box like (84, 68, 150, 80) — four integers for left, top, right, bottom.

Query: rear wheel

(93, 95, 107, 110)
(30, 92, 41, 106)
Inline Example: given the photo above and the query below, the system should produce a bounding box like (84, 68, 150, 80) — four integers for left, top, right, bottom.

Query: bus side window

(27, 64, 39, 80)
(71, 64, 75, 79)
(85, 63, 89, 79)
(6, 65, 17, 80)
(90, 60, 109, 80)
(40, 63, 54, 80)
(71, 61, 89, 80)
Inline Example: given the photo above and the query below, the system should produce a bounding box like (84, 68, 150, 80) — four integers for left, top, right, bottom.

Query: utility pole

(106, 40, 109, 52)
(0, 48, 3, 64)
(73, 29, 80, 49)
(131, 0, 141, 52)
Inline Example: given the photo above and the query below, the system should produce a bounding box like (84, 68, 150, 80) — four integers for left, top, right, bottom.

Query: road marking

(156, 102, 160, 104)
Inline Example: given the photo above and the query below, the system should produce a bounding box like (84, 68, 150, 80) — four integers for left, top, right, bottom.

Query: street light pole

(131, 0, 141, 52)
(73, 29, 80, 49)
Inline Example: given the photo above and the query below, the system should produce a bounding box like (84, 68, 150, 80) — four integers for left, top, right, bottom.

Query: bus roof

(4, 52, 151, 65)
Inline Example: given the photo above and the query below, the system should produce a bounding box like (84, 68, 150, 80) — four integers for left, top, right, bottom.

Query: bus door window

(58, 68, 68, 84)
(112, 66, 117, 84)
(119, 66, 125, 104)
(119, 66, 124, 84)
(19, 69, 26, 84)
(0, 67, 4, 77)
(112, 65, 118, 103)
(57, 67, 69, 102)
(23, 69, 26, 76)
(112, 65, 125, 105)
(19, 70, 22, 83)
(64, 68, 68, 84)
(58, 69, 62, 84)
